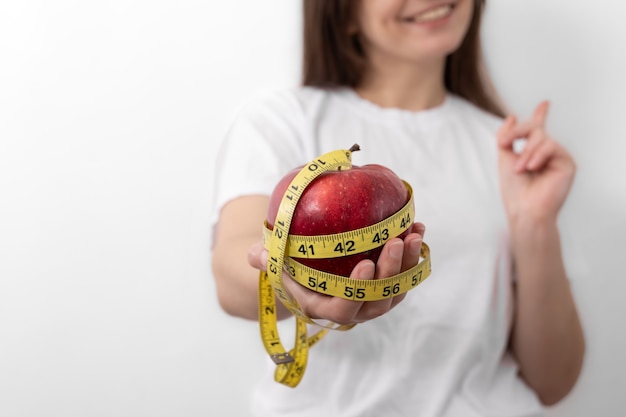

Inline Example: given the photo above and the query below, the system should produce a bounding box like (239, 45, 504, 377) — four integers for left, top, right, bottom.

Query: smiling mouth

(404, 4, 455, 23)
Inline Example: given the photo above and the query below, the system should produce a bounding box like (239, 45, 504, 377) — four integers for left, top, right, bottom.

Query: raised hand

(496, 101, 577, 224)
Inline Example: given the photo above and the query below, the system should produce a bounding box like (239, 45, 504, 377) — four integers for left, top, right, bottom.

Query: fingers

(513, 126, 547, 172)
(286, 259, 375, 325)
(524, 139, 558, 172)
(348, 239, 403, 321)
(356, 226, 423, 321)
(328, 259, 377, 323)
(498, 101, 550, 150)
(269, 222, 426, 325)
(532, 100, 550, 126)
(497, 100, 561, 173)
(394, 227, 423, 309)
(411, 221, 426, 238)
(401, 232, 423, 272)
(497, 114, 517, 148)
(247, 241, 268, 270)
(374, 239, 404, 279)
(510, 101, 556, 173)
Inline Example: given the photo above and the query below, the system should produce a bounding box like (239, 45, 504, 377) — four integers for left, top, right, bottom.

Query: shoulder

(216, 86, 336, 170)
(219, 87, 313, 151)
(232, 85, 336, 122)
(223, 86, 348, 150)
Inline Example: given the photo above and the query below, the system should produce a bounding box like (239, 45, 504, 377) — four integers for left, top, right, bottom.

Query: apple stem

(339, 144, 360, 171)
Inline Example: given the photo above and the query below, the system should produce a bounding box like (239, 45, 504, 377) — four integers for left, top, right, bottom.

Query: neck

(355, 56, 447, 111)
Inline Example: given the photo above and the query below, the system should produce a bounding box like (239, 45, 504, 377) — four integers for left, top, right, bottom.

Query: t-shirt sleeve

(209, 89, 314, 242)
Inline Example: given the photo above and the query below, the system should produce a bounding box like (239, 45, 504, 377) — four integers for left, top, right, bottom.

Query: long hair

(301, 0, 506, 117)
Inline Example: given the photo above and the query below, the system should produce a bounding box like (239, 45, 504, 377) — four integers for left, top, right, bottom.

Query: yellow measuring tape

(258, 145, 431, 387)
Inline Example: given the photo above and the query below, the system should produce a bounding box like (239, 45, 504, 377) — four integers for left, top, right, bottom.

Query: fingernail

(389, 240, 403, 260)
(409, 238, 422, 257)
(260, 251, 268, 269)
(359, 262, 375, 279)
(507, 114, 517, 126)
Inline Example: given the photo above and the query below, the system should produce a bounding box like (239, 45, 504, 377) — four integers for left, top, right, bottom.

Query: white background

(1, 1, 624, 416)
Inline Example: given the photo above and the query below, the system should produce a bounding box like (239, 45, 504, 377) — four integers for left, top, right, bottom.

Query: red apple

(266, 163, 410, 277)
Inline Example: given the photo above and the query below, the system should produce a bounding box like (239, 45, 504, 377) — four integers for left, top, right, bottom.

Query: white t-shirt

(210, 87, 545, 417)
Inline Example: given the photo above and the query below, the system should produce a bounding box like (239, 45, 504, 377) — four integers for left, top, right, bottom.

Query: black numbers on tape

(308, 277, 327, 292)
(372, 228, 389, 244)
(400, 212, 411, 229)
(344, 286, 365, 299)
(334, 240, 355, 254)
(411, 271, 422, 286)
(307, 159, 328, 172)
(382, 283, 400, 297)
(298, 244, 315, 257)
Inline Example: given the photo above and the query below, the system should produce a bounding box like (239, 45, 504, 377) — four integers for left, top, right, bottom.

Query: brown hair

(301, 0, 506, 117)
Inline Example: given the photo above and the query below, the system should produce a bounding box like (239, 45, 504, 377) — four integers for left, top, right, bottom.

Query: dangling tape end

(271, 353, 295, 364)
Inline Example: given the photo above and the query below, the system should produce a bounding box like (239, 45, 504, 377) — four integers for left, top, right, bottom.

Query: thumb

(497, 114, 517, 150)
(247, 241, 268, 270)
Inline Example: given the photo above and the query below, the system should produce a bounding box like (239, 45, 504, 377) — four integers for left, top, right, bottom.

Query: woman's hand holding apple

(247, 222, 425, 326)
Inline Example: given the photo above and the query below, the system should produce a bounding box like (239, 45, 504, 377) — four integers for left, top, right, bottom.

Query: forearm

(212, 236, 292, 321)
(211, 196, 293, 321)
(509, 218, 585, 405)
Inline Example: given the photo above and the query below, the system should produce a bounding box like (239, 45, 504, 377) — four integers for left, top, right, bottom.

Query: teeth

(413, 5, 452, 22)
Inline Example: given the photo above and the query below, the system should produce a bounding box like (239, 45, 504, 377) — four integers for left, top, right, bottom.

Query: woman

(210, 1, 585, 415)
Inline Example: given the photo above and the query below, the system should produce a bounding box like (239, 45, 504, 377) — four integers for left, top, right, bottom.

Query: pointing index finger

(533, 100, 550, 128)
